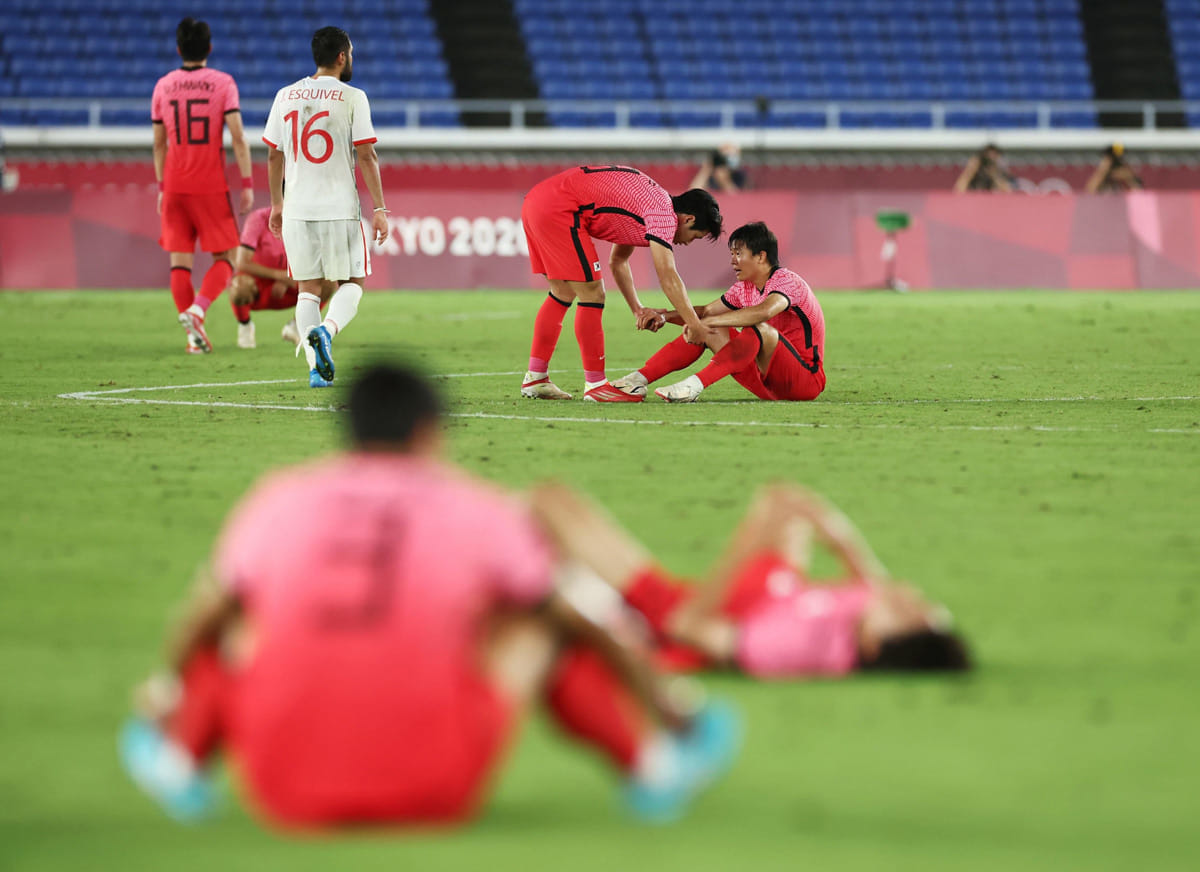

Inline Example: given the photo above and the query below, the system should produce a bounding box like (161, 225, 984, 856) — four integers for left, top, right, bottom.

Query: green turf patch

(1, 289, 1197, 871)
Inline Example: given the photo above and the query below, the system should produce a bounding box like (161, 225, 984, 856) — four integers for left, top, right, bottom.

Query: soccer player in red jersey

(531, 482, 971, 679)
(226, 205, 302, 349)
(151, 17, 254, 354)
(613, 222, 827, 403)
(519, 166, 723, 402)
(118, 363, 741, 828)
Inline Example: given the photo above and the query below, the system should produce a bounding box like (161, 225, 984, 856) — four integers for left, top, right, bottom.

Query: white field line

(56, 378, 1199, 434)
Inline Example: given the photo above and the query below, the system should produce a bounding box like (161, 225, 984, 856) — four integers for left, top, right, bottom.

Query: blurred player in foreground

(152, 17, 254, 354)
(519, 166, 723, 402)
(263, 26, 389, 388)
(119, 363, 740, 828)
(532, 482, 970, 678)
(226, 205, 303, 348)
(615, 221, 826, 403)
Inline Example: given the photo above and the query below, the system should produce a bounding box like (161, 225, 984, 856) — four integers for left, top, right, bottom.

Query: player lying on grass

(530, 482, 970, 678)
(614, 221, 826, 404)
(226, 204, 305, 349)
(119, 363, 740, 828)
(519, 165, 723, 403)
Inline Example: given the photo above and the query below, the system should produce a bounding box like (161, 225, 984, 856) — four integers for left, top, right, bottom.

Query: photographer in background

(953, 143, 1015, 193)
(1086, 143, 1144, 193)
(690, 143, 747, 193)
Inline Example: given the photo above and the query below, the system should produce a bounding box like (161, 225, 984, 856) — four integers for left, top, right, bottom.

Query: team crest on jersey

(593, 261, 601, 272)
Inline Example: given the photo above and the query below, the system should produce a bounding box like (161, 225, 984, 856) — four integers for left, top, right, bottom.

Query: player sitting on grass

(615, 221, 826, 403)
(119, 363, 741, 828)
(531, 482, 970, 678)
(519, 165, 723, 402)
(227, 204, 304, 349)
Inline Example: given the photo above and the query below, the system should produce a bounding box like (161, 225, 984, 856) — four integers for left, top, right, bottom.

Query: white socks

(296, 292, 321, 368)
(322, 282, 363, 338)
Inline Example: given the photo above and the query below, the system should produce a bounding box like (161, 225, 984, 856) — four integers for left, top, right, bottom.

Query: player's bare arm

(152, 122, 168, 216)
(701, 292, 788, 329)
(355, 141, 390, 245)
(649, 241, 704, 337)
(266, 149, 285, 238)
(163, 569, 242, 673)
(660, 298, 729, 327)
(225, 110, 254, 215)
(774, 487, 891, 583)
(608, 243, 647, 321)
(234, 245, 294, 293)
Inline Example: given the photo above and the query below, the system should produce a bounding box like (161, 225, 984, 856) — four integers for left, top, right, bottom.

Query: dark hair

(312, 26, 351, 69)
(348, 363, 443, 447)
(728, 221, 779, 268)
(860, 629, 971, 672)
(176, 18, 211, 63)
(670, 188, 723, 240)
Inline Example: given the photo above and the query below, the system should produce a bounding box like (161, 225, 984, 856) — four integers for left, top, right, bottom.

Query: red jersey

(554, 166, 679, 248)
(212, 453, 552, 817)
(238, 207, 287, 272)
(721, 267, 825, 372)
(151, 66, 240, 194)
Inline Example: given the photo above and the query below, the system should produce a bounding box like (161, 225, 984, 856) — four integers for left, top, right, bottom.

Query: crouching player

(227, 205, 304, 348)
(531, 482, 970, 678)
(119, 363, 740, 828)
(615, 221, 826, 403)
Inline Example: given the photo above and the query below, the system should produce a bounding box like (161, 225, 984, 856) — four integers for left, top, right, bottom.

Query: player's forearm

(240, 261, 289, 282)
(357, 148, 386, 211)
(658, 274, 702, 329)
(152, 144, 166, 182)
(231, 136, 252, 181)
(164, 581, 240, 673)
(610, 262, 641, 313)
(267, 152, 284, 207)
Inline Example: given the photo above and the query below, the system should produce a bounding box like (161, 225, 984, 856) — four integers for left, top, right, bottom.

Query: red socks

(623, 566, 693, 637)
(169, 266, 194, 313)
(697, 328, 762, 387)
(232, 303, 252, 323)
(529, 292, 571, 370)
(165, 647, 230, 764)
(194, 259, 233, 313)
(544, 646, 646, 772)
(574, 302, 606, 379)
(640, 333, 706, 383)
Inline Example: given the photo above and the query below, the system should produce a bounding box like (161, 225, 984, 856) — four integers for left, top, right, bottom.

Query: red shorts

(718, 551, 796, 619)
(160, 191, 239, 254)
(236, 274, 300, 311)
(522, 178, 601, 282)
(733, 332, 825, 401)
(180, 652, 513, 828)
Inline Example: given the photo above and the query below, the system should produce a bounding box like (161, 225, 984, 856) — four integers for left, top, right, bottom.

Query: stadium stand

(0, 0, 459, 128)
(514, 0, 1098, 129)
(1167, 0, 1200, 126)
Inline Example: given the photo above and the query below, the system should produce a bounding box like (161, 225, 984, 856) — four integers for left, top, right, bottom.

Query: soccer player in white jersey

(262, 26, 389, 388)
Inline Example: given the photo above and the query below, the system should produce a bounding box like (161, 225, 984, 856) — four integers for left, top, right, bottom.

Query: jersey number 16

(284, 110, 334, 164)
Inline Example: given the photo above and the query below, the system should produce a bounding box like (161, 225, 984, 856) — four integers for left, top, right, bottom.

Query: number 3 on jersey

(284, 110, 333, 164)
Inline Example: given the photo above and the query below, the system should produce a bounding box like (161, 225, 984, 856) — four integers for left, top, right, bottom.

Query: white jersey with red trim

(262, 76, 376, 221)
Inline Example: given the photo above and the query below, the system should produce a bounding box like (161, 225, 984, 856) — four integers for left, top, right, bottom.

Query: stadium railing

(4, 98, 1200, 151)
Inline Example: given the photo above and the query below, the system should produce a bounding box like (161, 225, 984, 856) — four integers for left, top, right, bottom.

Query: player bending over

(520, 165, 723, 402)
(531, 482, 970, 678)
(119, 363, 741, 828)
(152, 17, 254, 354)
(614, 221, 826, 403)
(226, 205, 307, 348)
(262, 26, 389, 388)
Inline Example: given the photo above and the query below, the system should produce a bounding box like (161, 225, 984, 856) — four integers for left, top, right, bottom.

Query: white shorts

(281, 218, 371, 282)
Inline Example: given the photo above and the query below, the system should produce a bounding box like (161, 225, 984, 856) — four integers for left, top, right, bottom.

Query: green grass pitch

(1, 288, 1198, 872)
